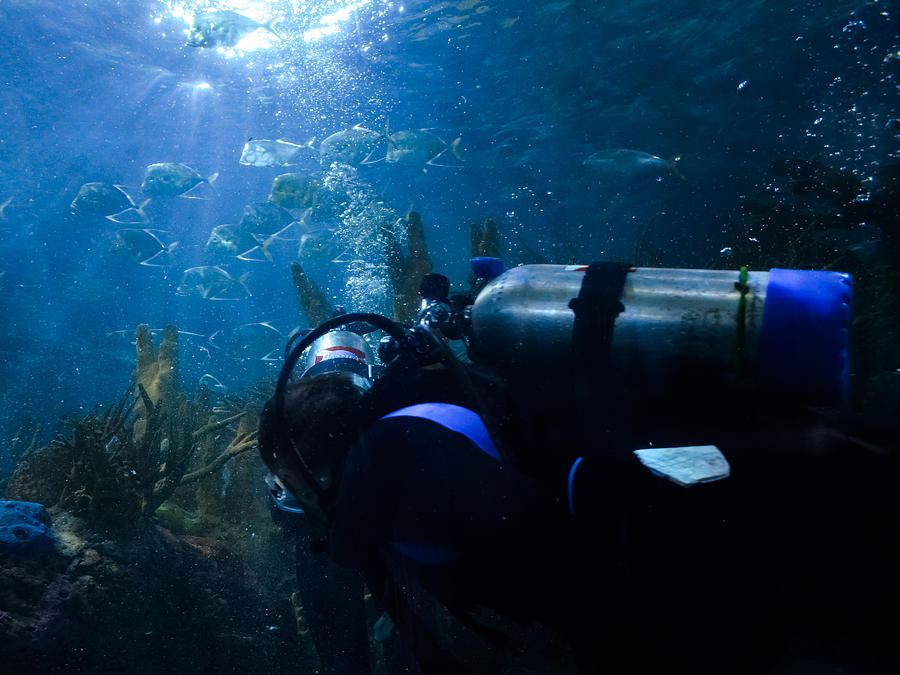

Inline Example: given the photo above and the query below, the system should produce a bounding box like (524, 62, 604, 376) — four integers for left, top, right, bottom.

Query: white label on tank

(633, 445, 730, 487)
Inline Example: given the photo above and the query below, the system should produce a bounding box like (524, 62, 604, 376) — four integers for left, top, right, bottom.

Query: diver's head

(259, 372, 366, 524)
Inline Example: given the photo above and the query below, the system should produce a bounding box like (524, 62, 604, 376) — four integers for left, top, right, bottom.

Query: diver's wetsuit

(327, 407, 588, 673)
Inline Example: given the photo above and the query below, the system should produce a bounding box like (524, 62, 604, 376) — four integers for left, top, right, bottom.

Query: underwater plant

(6, 325, 258, 526)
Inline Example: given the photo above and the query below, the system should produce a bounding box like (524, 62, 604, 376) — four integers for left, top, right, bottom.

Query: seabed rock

(0, 505, 299, 673)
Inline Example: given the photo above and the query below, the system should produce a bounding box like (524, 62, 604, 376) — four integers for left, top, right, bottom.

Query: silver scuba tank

(467, 264, 852, 405)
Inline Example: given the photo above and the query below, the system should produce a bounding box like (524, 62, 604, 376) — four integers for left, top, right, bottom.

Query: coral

(5, 325, 259, 527)
(0, 501, 54, 557)
(291, 262, 333, 327)
(384, 211, 434, 324)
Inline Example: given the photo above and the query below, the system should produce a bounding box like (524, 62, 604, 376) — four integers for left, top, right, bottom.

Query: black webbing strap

(568, 262, 631, 463)
(568, 262, 630, 379)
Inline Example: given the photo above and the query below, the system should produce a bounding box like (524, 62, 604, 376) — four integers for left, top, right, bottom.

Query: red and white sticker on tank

(314, 345, 368, 364)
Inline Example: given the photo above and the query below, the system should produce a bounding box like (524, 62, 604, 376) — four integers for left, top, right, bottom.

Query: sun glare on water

(157, 0, 378, 55)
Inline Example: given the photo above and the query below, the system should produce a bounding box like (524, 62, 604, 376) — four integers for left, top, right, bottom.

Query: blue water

(0, 0, 896, 469)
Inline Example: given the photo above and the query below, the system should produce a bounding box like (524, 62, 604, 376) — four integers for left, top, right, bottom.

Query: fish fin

(211, 278, 252, 301)
(294, 207, 314, 227)
(303, 136, 316, 149)
(179, 194, 211, 200)
(236, 246, 268, 262)
(330, 248, 351, 263)
(425, 154, 465, 168)
(206, 172, 219, 186)
(265, 16, 284, 40)
(449, 137, 464, 162)
(141, 229, 166, 247)
(261, 238, 274, 262)
(0, 196, 11, 220)
(267, 221, 301, 241)
(105, 208, 147, 224)
(360, 147, 385, 164)
(139, 253, 165, 267)
(136, 198, 151, 222)
(113, 185, 137, 207)
(260, 348, 283, 362)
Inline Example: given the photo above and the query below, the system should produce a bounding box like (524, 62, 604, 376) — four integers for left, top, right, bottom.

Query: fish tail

(137, 198, 151, 223)
(0, 196, 12, 220)
(265, 16, 284, 39)
(450, 137, 464, 162)
(206, 172, 220, 186)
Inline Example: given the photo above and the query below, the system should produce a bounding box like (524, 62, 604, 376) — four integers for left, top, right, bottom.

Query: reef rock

(0, 508, 298, 673)
(0, 501, 55, 557)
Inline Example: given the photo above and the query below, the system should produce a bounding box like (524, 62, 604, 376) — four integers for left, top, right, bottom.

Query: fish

(296, 220, 345, 264)
(71, 182, 150, 223)
(110, 229, 179, 266)
(583, 149, 685, 180)
(187, 10, 282, 49)
(206, 224, 259, 258)
(385, 129, 463, 166)
(319, 125, 384, 168)
(239, 202, 295, 236)
(214, 321, 283, 361)
(141, 163, 219, 197)
(268, 172, 322, 209)
(199, 373, 228, 394)
(240, 139, 315, 167)
(176, 266, 251, 301)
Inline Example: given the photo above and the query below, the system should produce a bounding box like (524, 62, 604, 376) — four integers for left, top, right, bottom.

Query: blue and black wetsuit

(329, 402, 579, 622)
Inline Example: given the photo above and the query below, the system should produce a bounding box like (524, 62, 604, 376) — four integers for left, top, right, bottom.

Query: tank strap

(380, 402, 501, 461)
(567, 261, 630, 377)
(568, 262, 632, 464)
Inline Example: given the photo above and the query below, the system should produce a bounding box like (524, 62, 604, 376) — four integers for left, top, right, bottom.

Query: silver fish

(268, 172, 322, 209)
(71, 182, 149, 223)
(217, 321, 283, 361)
(176, 266, 251, 301)
(240, 139, 315, 168)
(141, 163, 219, 197)
(319, 125, 383, 168)
(206, 224, 258, 258)
(239, 202, 295, 236)
(199, 373, 228, 394)
(110, 229, 178, 266)
(582, 149, 684, 180)
(385, 130, 463, 166)
(187, 10, 282, 49)
(297, 221, 345, 264)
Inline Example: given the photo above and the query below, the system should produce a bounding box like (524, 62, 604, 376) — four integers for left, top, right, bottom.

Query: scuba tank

(467, 264, 852, 406)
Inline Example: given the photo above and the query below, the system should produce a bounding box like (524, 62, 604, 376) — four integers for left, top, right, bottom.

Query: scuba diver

(262, 236, 900, 673)
(271, 211, 447, 675)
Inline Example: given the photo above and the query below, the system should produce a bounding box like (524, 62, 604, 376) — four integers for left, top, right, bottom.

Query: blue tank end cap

(0, 500, 55, 557)
(757, 268, 852, 406)
(470, 256, 504, 279)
